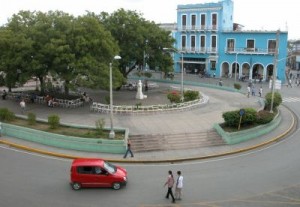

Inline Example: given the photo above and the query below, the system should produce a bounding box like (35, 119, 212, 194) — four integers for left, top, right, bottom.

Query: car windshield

(103, 161, 116, 174)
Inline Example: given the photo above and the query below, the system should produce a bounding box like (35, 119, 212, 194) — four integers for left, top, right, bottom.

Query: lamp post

(163, 47, 184, 101)
(109, 55, 121, 139)
(270, 30, 280, 113)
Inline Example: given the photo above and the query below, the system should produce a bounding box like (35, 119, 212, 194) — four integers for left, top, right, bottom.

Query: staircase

(129, 130, 225, 152)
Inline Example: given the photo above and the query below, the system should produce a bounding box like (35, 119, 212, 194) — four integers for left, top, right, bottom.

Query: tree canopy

(0, 9, 175, 94)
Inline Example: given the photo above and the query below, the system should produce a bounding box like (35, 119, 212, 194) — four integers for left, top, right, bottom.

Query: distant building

(171, 0, 288, 82)
(288, 40, 300, 70)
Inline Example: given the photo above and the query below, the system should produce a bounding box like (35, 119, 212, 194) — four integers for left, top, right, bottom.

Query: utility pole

(270, 30, 280, 113)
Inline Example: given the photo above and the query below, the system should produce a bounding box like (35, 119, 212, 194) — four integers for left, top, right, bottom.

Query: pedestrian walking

(20, 99, 26, 114)
(247, 85, 251, 98)
(175, 171, 183, 200)
(123, 138, 134, 158)
(259, 86, 263, 97)
(251, 85, 256, 96)
(2, 89, 7, 100)
(164, 170, 175, 203)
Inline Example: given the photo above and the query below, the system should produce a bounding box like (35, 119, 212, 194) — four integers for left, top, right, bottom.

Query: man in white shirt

(175, 171, 183, 200)
(20, 99, 26, 114)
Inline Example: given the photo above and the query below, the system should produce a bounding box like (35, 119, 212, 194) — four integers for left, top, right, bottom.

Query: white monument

(136, 80, 147, 99)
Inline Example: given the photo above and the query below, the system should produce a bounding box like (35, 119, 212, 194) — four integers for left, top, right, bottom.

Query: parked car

(70, 158, 127, 190)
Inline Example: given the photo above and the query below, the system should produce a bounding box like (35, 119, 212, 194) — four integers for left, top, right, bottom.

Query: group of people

(247, 84, 263, 98)
(164, 170, 184, 203)
(45, 95, 58, 107)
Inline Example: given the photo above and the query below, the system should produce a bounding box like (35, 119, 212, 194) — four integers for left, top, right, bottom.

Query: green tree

(99, 9, 175, 78)
(264, 92, 282, 110)
(1, 10, 124, 95)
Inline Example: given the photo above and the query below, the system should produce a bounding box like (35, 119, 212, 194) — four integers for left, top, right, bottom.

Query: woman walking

(164, 170, 175, 203)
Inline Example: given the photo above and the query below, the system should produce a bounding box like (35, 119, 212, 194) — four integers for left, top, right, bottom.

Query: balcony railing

(178, 47, 218, 54)
(225, 47, 277, 55)
(178, 25, 218, 32)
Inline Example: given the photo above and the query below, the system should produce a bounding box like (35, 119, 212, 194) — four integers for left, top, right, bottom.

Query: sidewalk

(0, 77, 295, 163)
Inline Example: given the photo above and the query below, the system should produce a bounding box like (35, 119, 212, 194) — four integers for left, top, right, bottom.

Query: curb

(0, 106, 296, 163)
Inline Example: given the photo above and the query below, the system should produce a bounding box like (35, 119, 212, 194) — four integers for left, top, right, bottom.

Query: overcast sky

(0, 0, 298, 40)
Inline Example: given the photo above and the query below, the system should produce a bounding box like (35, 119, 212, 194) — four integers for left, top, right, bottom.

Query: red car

(70, 158, 127, 190)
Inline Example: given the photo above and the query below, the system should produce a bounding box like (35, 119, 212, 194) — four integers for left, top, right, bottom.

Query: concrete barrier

(1, 121, 128, 154)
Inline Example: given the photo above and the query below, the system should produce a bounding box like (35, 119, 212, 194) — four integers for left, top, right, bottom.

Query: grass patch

(219, 122, 260, 132)
(8, 118, 125, 139)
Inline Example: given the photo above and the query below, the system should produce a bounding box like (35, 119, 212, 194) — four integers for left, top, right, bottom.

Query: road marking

(282, 97, 300, 103)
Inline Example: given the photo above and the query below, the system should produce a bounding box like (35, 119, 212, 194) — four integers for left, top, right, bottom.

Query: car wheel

(112, 182, 121, 190)
(71, 182, 81, 190)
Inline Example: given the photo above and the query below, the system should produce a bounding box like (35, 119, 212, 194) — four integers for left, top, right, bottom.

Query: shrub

(95, 118, 105, 135)
(167, 91, 181, 103)
(27, 113, 36, 125)
(264, 92, 282, 110)
(222, 108, 257, 127)
(256, 110, 276, 124)
(0, 108, 15, 122)
(233, 83, 242, 90)
(48, 114, 60, 129)
(144, 72, 152, 78)
(184, 90, 200, 102)
(222, 110, 240, 127)
(135, 102, 142, 109)
(105, 95, 110, 104)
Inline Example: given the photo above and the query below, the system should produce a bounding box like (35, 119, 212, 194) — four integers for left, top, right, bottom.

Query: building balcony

(178, 25, 218, 32)
(178, 47, 217, 54)
(225, 47, 276, 55)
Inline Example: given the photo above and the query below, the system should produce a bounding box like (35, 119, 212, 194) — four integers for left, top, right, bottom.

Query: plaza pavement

(0, 74, 295, 162)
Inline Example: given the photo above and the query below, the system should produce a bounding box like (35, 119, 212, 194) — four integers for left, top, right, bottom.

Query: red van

(70, 158, 127, 190)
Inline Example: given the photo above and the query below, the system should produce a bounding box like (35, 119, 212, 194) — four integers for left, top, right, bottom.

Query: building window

(246, 39, 255, 51)
(200, 35, 206, 52)
(201, 14, 206, 29)
(181, 36, 186, 50)
(191, 14, 196, 30)
(211, 61, 216, 69)
(211, 35, 217, 52)
(182, 15, 186, 29)
(227, 39, 235, 52)
(212, 13, 217, 29)
(268, 40, 276, 53)
(191, 35, 196, 51)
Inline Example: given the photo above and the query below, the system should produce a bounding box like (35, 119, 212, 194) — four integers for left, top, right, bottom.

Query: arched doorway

(232, 62, 239, 80)
(252, 63, 264, 80)
(266, 65, 274, 81)
(221, 62, 229, 77)
(241, 63, 250, 81)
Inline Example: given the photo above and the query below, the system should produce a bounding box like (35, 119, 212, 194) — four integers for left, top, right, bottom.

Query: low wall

(213, 111, 281, 145)
(1, 121, 128, 154)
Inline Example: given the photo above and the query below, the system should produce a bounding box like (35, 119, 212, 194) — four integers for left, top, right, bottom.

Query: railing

(90, 95, 209, 115)
(178, 47, 217, 54)
(225, 47, 276, 55)
(178, 25, 218, 32)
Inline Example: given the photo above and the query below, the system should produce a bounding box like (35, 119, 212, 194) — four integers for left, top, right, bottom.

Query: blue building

(173, 0, 288, 82)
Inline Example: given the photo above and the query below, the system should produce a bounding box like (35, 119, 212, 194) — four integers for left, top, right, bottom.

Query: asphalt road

(1, 81, 300, 207)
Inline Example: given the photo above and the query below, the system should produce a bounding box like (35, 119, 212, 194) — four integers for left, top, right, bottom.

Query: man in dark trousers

(2, 89, 7, 100)
(164, 170, 176, 203)
(123, 138, 134, 158)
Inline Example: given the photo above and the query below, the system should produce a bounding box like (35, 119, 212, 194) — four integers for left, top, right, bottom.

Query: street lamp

(270, 30, 280, 113)
(109, 55, 121, 139)
(163, 47, 184, 101)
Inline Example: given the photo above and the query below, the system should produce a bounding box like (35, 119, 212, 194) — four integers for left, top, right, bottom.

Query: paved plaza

(0, 73, 295, 162)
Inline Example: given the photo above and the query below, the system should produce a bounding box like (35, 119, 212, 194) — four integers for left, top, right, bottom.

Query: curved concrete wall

(1, 122, 128, 154)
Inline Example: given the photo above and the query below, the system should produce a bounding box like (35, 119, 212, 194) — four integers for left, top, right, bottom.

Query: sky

(0, 0, 299, 40)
